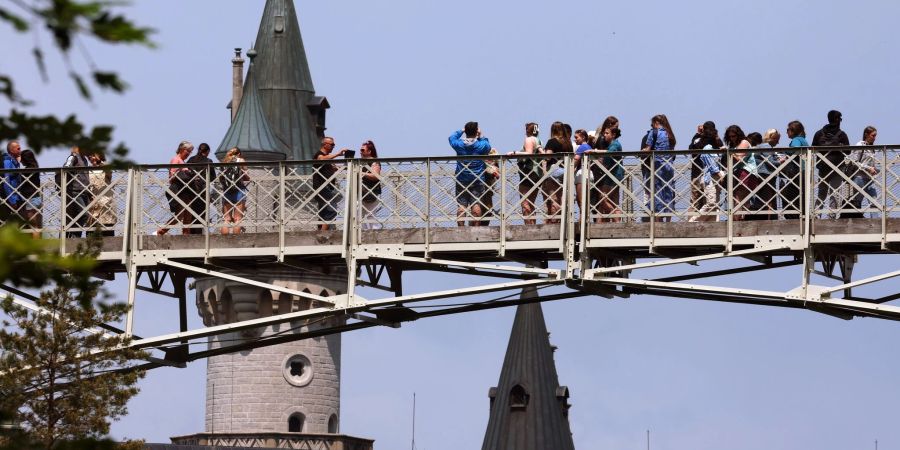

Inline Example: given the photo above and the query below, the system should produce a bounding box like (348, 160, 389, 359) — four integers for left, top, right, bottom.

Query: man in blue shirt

(449, 122, 491, 226)
(1, 140, 23, 222)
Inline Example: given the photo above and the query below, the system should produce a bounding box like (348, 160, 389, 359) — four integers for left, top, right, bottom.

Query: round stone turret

(196, 269, 346, 435)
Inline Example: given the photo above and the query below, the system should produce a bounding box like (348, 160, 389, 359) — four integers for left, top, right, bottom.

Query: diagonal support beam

(654, 259, 801, 283)
(592, 277, 790, 301)
(369, 254, 562, 278)
(584, 245, 791, 279)
(818, 298, 900, 319)
(592, 276, 900, 321)
(383, 278, 562, 304)
(9, 296, 120, 340)
(1, 283, 134, 337)
(127, 278, 562, 350)
(157, 259, 334, 305)
(818, 268, 900, 296)
(351, 313, 401, 328)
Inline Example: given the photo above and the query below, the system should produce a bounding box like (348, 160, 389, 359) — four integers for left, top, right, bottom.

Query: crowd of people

(1, 141, 117, 238)
(448, 110, 883, 226)
(0, 109, 887, 237)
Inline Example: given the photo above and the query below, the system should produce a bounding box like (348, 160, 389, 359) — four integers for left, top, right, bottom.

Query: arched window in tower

(327, 414, 338, 434)
(288, 413, 305, 433)
(299, 288, 313, 311)
(312, 288, 331, 310)
(206, 290, 219, 325)
(509, 384, 530, 410)
(219, 289, 235, 323)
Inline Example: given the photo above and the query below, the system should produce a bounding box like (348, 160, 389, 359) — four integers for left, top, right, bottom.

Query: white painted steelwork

(1, 147, 898, 368)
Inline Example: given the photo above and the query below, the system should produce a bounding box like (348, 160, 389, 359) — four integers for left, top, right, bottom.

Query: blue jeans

(316, 184, 339, 222)
(653, 163, 675, 213)
(851, 175, 877, 216)
(65, 190, 90, 238)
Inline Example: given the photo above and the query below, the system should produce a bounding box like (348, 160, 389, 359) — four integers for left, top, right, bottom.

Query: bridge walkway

(2, 146, 899, 366)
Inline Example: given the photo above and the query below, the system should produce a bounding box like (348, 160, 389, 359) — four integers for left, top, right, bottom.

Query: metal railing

(0, 146, 897, 254)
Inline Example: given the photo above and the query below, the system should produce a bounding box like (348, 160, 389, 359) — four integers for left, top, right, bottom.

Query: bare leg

(222, 203, 233, 234)
(470, 203, 483, 227)
(519, 183, 537, 225)
(543, 179, 562, 224)
(232, 201, 246, 234)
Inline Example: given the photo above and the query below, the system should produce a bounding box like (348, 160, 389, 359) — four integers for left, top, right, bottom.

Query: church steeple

(481, 287, 576, 450)
(250, 0, 328, 161)
(216, 50, 288, 161)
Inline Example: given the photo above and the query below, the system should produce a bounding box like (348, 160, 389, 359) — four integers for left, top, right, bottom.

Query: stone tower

(482, 287, 575, 450)
(195, 270, 345, 435)
(169, 1, 366, 447)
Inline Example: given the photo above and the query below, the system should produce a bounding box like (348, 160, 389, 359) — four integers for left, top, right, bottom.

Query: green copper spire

(251, 0, 328, 161)
(216, 51, 288, 161)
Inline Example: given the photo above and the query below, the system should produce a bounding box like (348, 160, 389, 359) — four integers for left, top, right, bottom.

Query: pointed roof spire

(216, 50, 288, 161)
(481, 287, 575, 450)
(251, 0, 327, 161)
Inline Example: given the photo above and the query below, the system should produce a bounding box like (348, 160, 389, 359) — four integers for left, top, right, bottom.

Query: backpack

(55, 152, 88, 193)
(639, 129, 658, 166)
(817, 130, 846, 147)
(516, 136, 543, 180)
(219, 165, 247, 190)
(816, 129, 849, 172)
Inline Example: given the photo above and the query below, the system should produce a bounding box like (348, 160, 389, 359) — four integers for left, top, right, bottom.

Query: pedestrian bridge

(2, 146, 899, 365)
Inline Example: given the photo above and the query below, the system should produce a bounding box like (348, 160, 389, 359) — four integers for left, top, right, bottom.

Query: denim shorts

(549, 166, 566, 182)
(456, 178, 487, 207)
(25, 197, 42, 211)
(224, 188, 247, 204)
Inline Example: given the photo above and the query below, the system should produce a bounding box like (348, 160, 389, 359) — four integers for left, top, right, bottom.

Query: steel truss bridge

(2, 146, 899, 368)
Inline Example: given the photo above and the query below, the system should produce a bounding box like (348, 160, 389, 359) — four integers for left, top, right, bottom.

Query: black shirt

(186, 155, 215, 187)
(688, 133, 704, 179)
(313, 150, 337, 186)
(544, 138, 572, 168)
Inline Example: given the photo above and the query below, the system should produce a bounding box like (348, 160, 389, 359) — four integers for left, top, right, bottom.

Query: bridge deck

(79, 218, 899, 269)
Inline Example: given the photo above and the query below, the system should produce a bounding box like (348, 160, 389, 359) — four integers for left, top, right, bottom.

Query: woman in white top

(507, 122, 542, 225)
(848, 126, 879, 217)
(88, 153, 116, 236)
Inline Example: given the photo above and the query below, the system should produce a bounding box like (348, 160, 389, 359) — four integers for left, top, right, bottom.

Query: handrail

(0, 146, 894, 259)
(0, 144, 891, 173)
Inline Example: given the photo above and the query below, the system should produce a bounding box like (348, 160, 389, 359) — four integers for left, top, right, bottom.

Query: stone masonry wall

(195, 270, 346, 435)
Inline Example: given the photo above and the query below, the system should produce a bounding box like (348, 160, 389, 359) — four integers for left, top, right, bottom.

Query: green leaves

(37, 1, 155, 51)
(0, 7, 29, 32)
(0, 237, 147, 449)
(0, 2, 154, 446)
(0, 110, 134, 165)
(69, 72, 91, 100)
(0, 225, 95, 291)
(0, 75, 32, 106)
(32, 48, 48, 83)
(91, 12, 154, 47)
(3, 0, 155, 157)
(91, 71, 127, 94)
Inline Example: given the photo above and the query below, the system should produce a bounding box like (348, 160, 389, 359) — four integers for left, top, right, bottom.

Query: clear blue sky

(4, 1, 900, 449)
